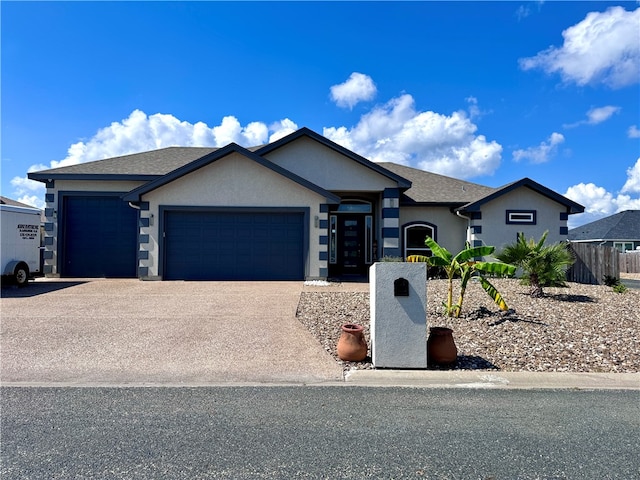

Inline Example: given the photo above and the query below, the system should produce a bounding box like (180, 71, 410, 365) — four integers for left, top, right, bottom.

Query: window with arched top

(403, 223, 436, 258)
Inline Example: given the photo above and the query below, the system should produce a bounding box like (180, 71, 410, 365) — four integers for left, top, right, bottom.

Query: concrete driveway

(1, 279, 343, 386)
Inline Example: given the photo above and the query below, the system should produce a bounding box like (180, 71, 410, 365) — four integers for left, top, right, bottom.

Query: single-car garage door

(164, 210, 305, 280)
(61, 195, 138, 277)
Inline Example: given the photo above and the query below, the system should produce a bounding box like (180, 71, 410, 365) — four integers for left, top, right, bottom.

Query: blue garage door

(164, 210, 305, 280)
(62, 196, 138, 278)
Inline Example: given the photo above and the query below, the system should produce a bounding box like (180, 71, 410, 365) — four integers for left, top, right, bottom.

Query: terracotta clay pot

(427, 327, 458, 367)
(337, 323, 368, 361)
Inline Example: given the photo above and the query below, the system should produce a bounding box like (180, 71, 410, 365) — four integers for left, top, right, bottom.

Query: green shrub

(602, 275, 627, 293)
(496, 231, 575, 297)
(613, 283, 627, 294)
(603, 275, 620, 287)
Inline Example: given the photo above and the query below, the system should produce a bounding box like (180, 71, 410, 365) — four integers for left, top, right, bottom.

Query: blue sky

(2, 1, 639, 228)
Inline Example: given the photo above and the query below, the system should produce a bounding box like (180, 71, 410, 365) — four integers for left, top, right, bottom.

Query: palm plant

(495, 231, 575, 298)
(407, 237, 516, 318)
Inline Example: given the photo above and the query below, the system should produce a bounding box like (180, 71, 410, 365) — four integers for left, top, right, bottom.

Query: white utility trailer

(1, 204, 42, 285)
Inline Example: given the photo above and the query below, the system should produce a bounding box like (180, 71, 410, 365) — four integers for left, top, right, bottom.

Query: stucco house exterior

(28, 127, 584, 281)
(569, 210, 640, 253)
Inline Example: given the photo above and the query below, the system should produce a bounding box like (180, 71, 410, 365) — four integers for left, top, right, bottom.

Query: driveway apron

(1, 279, 343, 385)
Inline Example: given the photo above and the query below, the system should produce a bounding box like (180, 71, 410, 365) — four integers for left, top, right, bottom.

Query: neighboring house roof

(122, 143, 341, 204)
(0, 196, 44, 222)
(378, 162, 495, 205)
(568, 210, 640, 242)
(0, 196, 40, 209)
(459, 177, 584, 214)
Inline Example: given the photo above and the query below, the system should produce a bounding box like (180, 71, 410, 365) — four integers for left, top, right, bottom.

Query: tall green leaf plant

(408, 237, 516, 318)
(495, 231, 575, 298)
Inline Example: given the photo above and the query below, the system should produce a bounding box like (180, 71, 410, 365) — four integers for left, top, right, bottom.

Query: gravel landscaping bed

(296, 278, 640, 373)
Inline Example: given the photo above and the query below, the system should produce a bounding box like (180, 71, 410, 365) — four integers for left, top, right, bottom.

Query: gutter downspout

(456, 210, 472, 245)
(128, 202, 141, 210)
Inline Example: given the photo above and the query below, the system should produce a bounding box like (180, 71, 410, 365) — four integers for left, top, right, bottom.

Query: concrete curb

(343, 370, 640, 390)
(2, 372, 638, 390)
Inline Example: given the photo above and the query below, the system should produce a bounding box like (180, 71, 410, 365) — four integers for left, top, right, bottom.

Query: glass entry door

(337, 215, 366, 276)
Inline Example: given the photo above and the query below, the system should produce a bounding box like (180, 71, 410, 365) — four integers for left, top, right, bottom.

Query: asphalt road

(2, 386, 639, 479)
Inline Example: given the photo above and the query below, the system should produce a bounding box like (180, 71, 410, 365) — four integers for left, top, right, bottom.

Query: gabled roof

(28, 146, 218, 182)
(378, 162, 495, 205)
(122, 143, 341, 204)
(568, 210, 640, 241)
(257, 127, 412, 189)
(27, 128, 411, 190)
(26, 129, 582, 214)
(458, 177, 584, 214)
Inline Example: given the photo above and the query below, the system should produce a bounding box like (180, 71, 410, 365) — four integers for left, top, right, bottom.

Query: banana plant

(407, 237, 516, 317)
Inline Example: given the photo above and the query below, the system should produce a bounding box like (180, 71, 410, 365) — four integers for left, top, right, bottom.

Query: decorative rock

(296, 277, 640, 373)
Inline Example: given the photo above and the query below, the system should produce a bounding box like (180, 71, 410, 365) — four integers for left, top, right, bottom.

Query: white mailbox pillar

(370, 262, 428, 368)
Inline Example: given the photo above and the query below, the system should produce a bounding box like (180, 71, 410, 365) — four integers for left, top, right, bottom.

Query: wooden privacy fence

(566, 243, 619, 285)
(620, 252, 640, 273)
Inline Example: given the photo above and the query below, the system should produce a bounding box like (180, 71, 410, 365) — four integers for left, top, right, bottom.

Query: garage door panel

(164, 210, 304, 280)
(62, 196, 137, 278)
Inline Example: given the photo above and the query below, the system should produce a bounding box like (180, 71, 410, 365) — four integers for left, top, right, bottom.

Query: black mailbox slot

(394, 277, 409, 296)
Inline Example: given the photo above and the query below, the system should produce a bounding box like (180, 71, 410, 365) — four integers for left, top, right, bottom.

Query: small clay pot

(427, 327, 458, 367)
(337, 323, 368, 361)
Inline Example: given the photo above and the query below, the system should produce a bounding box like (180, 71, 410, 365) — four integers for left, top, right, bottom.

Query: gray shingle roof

(378, 162, 496, 204)
(29, 147, 218, 178)
(568, 210, 640, 241)
(27, 132, 580, 212)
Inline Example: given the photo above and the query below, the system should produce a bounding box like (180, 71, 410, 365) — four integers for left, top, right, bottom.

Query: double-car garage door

(163, 210, 305, 280)
(61, 197, 305, 280)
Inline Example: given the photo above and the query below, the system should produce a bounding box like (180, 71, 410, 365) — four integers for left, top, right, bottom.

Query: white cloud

(466, 96, 479, 119)
(330, 72, 377, 109)
(515, 1, 544, 20)
(628, 125, 640, 138)
(10, 172, 48, 209)
(519, 6, 640, 88)
(10, 174, 45, 192)
(324, 93, 502, 179)
(12, 110, 298, 205)
(512, 132, 564, 164)
(565, 182, 616, 216)
(564, 105, 621, 128)
(15, 195, 45, 210)
(515, 5, 531, 20)
(268, 118, 299, 142)
(54, 110, 295, 168)
(585, 105, 621, 124)
(621, 157, 640, 194)
(466, 96, 492, 120)
(565, 157, 640, 227)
